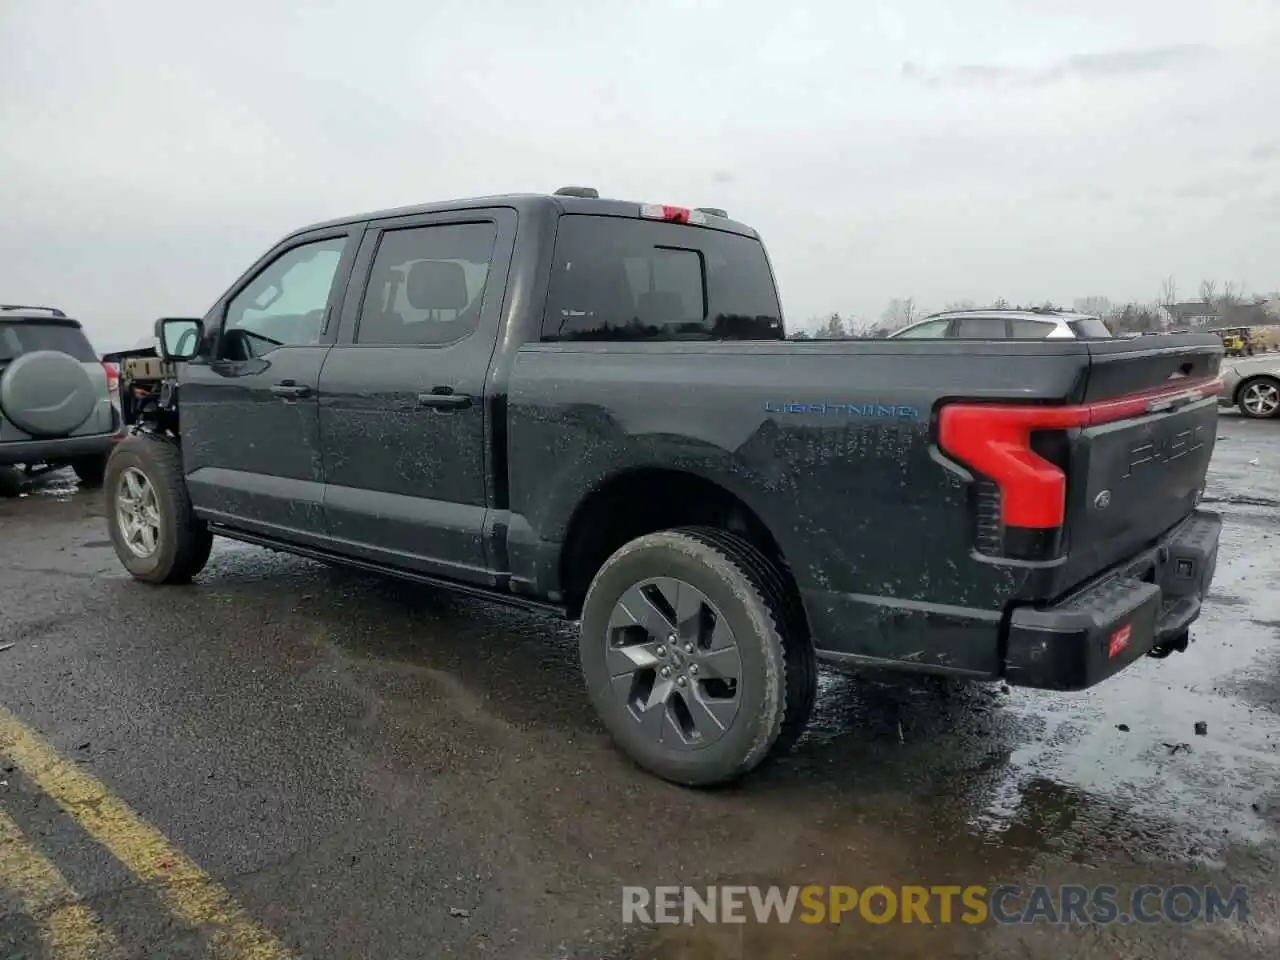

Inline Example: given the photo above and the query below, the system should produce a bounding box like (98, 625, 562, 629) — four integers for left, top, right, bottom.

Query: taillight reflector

(938, 377, 1222, 530)
(1108, 624, 1132, 658)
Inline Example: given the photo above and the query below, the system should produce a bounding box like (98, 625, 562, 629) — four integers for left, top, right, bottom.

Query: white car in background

(1220, 354, 1280, 420)
(889, 309, 1113, 340)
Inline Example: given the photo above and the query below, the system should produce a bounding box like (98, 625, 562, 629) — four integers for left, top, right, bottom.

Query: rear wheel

(1238, 376, 1280, 419)
(578, 527, 816, 786)
(71, 454, 108, 487)
(105, 435, 212, 584)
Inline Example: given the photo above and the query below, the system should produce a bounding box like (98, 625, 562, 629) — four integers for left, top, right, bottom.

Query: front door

(181, 228, 361, 540)
(318, 208, 516, 583)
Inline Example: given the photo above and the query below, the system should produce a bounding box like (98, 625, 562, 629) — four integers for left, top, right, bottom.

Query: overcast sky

(2, 0, 1278, 346)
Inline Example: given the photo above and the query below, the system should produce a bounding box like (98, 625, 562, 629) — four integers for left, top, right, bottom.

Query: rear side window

(1010, 318, 1057, 339)
(953, 316, 1008, 338)
(0, 322, 97, 362)
(541, 216, 783, 341)
(1067, 316, 1113, 339)
(357, 222, 496, 346)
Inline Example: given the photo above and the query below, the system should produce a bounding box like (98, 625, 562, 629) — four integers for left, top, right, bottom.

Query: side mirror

(155, 317, 204, 360)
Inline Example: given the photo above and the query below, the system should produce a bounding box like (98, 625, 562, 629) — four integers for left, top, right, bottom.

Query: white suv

(889, 309, 1113, 340)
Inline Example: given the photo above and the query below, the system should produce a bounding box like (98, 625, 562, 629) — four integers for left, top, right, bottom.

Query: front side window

(893, 319, 950, 339)
(356, 222, 496, 346)
(541, 216, 783, 341)
(224, 236, 348, 355)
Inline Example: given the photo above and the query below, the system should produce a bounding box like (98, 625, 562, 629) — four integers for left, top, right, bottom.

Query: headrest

(637, 291, 685, 324)
(406, 260, 468, 311)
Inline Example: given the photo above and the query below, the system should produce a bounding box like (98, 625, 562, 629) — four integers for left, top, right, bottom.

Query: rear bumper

(1005, 510, 1221, 691)
(0, 432, 117, 467)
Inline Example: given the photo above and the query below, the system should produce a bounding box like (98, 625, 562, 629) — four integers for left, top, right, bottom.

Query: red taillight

(638, 204, 709, 225)
(938, 377, 1222, 554)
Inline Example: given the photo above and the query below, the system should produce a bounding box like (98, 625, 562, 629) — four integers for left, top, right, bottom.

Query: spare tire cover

(0, 350, 98, 438)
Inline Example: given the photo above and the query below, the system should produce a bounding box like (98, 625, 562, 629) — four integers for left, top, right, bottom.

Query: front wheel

(578, 527, 816, 787)
(1238, 376, 1280, 420)
(105, 435, 213, 584)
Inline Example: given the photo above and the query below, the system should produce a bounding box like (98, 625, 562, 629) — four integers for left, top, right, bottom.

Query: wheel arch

(557, 465, 798, 621)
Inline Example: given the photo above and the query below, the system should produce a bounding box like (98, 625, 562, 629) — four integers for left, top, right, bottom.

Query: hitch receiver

(1148, 630, 1190, 660)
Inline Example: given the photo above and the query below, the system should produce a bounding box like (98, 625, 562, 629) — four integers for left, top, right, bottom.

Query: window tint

(953, 316, 1008, 338)
(0, 322, 97, 362)
(225, 236, 348, 349)
(542, 216, 782, 341)
(1010, 318, 1057, 339)
(356, 222, 496, 346)
(893, 319, 950, 339)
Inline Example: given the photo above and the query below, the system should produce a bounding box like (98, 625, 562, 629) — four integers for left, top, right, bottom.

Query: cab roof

(292, 191, 760, 241)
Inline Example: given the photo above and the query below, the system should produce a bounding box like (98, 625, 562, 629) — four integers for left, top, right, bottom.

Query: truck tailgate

(936, 334, 1223, 601)
(1059, 336, 1223, 592)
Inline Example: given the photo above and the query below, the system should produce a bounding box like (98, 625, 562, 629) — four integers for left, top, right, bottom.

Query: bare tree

(1199, 280, 1218, 306)
(843, 316, 877, 338)
(1073, 295, 1112, 317)
(1159, 276, 1177, 310)
(1220, 280, 1241, 307)
(1112, 302, 1163, 334)
(944, 299, 979, 311)
(881, 297, 918, 331)
(814, 312, 847, 339)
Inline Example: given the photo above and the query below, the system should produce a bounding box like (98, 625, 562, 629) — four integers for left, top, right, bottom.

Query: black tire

(104, 435, 213, 584)
(579, 526, 817, 786)
(71, 454, 109, 487)
(1236, 376, 1280, 420)
(0, 466, 21, 498)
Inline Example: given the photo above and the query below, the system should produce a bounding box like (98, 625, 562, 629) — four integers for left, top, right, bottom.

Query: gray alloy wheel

(115, 466, 162, 558)
(1238, 377, 1280, 419)
(105, 435, 213, 584)
(605, 577, 744, 750)
(579, 527, 816, 786)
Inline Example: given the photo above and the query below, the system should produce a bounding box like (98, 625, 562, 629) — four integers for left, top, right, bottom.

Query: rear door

(317, 207, 517, 583)
(179, 227, 361, 540)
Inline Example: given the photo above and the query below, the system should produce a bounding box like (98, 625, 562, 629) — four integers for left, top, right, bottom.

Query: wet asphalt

(1, 413, 1278, 959)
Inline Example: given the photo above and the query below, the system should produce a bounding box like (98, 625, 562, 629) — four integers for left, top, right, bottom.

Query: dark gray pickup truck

(105, 188, 1225, 785)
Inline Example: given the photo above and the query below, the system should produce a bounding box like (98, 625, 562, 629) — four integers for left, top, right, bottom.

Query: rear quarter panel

(506, 339, 1096, 671)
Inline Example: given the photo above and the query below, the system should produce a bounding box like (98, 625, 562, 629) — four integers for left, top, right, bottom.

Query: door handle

(417, 388, 472, 411)
(270, 381, 312, 399)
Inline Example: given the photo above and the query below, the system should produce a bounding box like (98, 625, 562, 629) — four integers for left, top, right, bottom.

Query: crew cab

(104, 188, 1225, 786)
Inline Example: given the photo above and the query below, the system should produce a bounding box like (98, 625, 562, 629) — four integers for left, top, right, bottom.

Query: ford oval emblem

(1094, 490, 1112, 510)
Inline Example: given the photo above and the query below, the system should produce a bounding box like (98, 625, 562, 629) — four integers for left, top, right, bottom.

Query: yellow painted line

(0, 807, 122, 959)
(0, 705, 295, 959)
